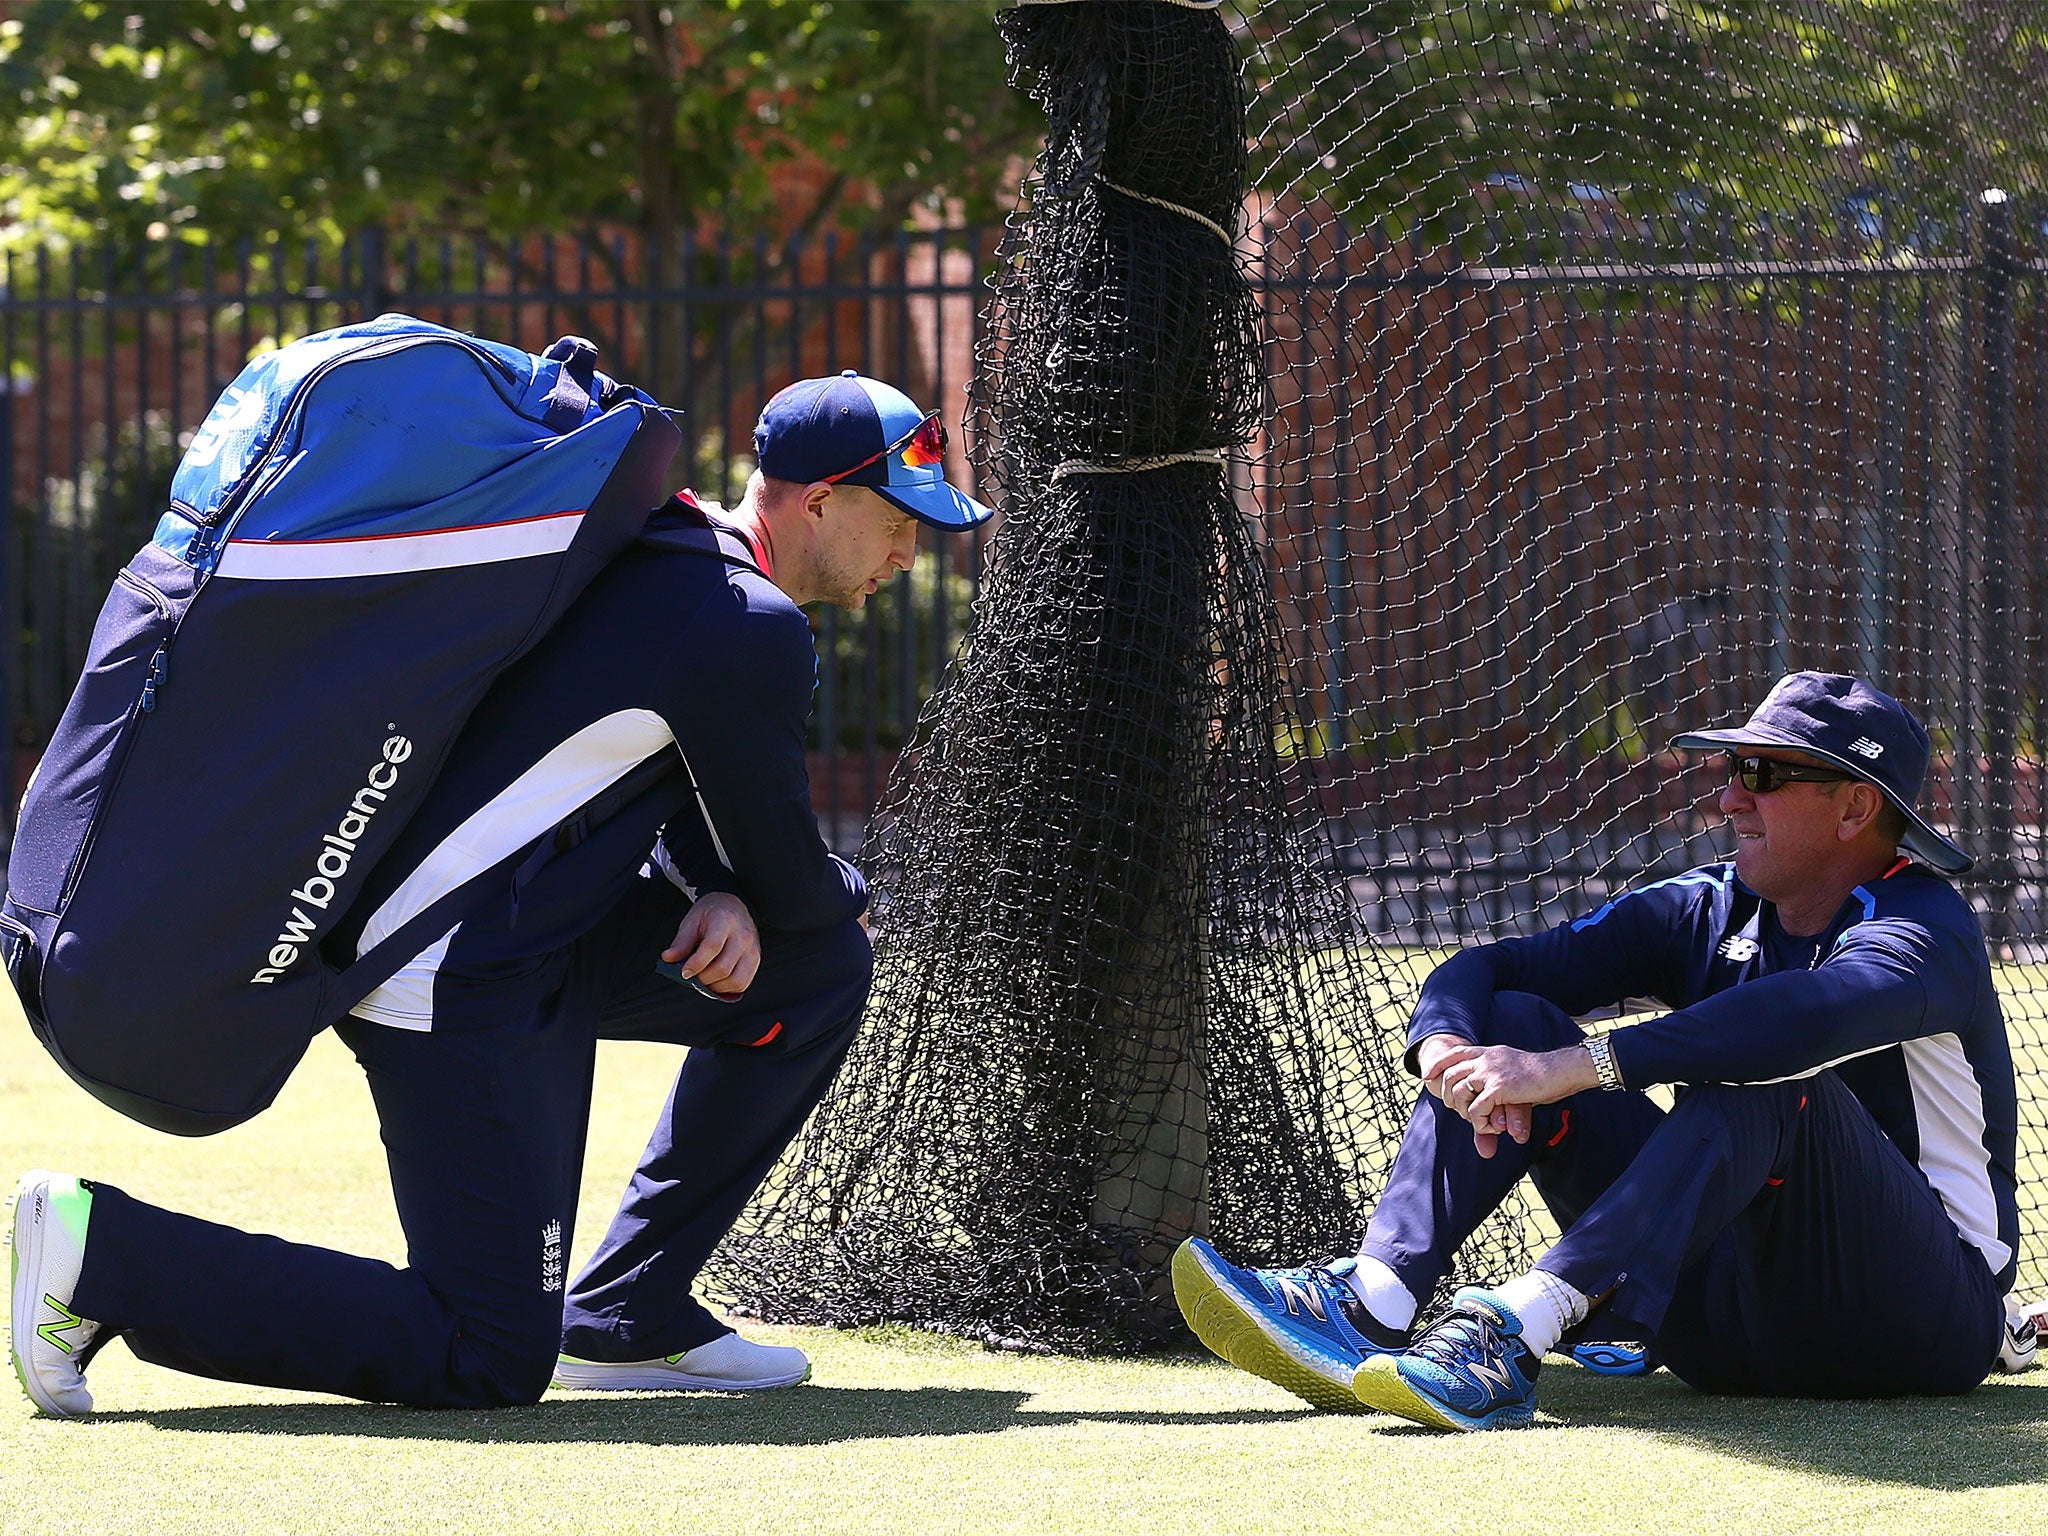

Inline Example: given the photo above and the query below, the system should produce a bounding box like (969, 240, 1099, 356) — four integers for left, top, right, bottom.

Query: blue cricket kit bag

(1, 314, 680, 1134)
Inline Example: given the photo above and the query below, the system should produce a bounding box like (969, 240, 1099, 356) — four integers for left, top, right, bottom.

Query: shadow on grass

(91, 1368, 2047, 1487)
(95, 1386, 1315, 1447)
(1524, 1368, 2048, 1490)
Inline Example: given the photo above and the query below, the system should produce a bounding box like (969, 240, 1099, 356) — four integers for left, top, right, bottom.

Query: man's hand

(663, 892, 761, 999)
(1417, 1033, 1598, 1159)
(1420, 1037, 1526, 1158)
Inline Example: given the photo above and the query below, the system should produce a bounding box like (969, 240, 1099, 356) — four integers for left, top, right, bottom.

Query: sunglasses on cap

(821, 410, 947, 484)
(1723, 752, 1854, 794)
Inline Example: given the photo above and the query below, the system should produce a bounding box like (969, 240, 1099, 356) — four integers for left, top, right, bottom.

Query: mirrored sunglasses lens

(898, 413, 946, 468)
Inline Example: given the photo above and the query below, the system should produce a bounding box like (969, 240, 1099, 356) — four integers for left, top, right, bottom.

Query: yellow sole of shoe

(1171, 1242, 1368, 1414)
(1351, 1356, 1467, 1431)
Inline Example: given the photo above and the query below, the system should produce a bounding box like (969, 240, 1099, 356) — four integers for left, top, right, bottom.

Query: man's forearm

(1430, 1036, 1603, 1116)
(1413, 1031, 1469, 1082)
(1541, 1041, 1602, 1099)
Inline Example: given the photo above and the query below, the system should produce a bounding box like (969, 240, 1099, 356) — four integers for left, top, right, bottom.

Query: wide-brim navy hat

(1671, 671, 1972, 874)
(753, 370, 994, 531)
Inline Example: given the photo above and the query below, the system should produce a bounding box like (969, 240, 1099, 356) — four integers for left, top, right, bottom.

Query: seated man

(1177, 672, 2026, 1430)
(9, 371, 991, 1415)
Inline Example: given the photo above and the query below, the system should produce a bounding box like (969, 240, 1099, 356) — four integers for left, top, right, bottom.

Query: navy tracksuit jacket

(69, 497, 874, 1406)
(1364, 858, 2018, 1394)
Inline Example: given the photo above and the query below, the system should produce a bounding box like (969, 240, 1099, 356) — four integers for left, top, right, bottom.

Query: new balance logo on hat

(1849, 737, 1884, 759)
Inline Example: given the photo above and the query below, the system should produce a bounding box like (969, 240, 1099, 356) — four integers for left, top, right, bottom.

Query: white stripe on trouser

(350, 708, 678, 1029)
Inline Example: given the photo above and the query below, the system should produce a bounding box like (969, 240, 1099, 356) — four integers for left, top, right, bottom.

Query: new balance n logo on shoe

(1274, 1276, 1329, 1323)
(37, 1295, 87, 1355)
(1466, 1356, 1520, 1394)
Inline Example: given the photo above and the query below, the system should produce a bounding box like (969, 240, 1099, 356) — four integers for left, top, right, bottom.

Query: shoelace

(1304, 1263, 1352, 1296)
(1411, 1307, 1503, 1372)
(1263, 1260, 1349, 1300)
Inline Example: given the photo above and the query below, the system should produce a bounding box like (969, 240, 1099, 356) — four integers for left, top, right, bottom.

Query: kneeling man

(1178, 672, 2025, 1429)
(9, 372, 990, 1414)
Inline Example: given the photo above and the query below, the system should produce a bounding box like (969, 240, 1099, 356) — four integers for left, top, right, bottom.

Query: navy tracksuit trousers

(68, 872, 871, 1408)
(1359, 992, 2004, 1396)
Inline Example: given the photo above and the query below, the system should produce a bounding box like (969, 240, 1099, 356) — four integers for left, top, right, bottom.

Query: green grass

(4, 988, 2048, 1534)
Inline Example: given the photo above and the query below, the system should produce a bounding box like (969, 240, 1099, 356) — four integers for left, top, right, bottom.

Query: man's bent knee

(1485, 991, 1586, 1052)
(437, 1328, 561, 1409)
(827, 915, 875, 998)
(745, 916, 872, 1058)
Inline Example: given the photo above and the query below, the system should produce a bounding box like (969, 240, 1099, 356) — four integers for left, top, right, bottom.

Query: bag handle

(540, 335, 601, 433)
(640, 519, 767, 580)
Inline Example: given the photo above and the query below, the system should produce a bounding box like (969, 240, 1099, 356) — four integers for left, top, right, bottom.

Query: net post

(1980, 187, 2016, 946)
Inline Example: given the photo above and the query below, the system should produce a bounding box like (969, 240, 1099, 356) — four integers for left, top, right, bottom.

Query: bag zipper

(56, 575, 173, 909)
(186, 333, 529, 567)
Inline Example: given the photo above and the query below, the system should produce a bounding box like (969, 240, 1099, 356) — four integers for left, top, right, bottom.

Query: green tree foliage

(0, 0, 1036, 249)
(1241, 0, 2048, 230)
(11, 1, 2048, 249)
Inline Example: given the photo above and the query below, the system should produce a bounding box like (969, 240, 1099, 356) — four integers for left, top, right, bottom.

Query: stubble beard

(815, 552, 875, 611)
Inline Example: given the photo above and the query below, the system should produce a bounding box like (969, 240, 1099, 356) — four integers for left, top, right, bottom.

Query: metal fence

(9, 209, 2048, 937)
(1248, 196, 2048, 950)
(0, 224, 1000, 850)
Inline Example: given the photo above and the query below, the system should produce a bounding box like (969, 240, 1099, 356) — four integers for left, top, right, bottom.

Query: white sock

(1345, 1253, 1418, 1333)
(1490, 1270, 1591, 1357)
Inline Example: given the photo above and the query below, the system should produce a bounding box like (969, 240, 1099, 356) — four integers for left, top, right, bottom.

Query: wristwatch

(1585, 1033, 1625, 1091)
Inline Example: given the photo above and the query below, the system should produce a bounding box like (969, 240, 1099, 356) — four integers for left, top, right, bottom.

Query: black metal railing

(1251, 196, 2048, 946)
(0, 224, 999, 851)
(9, 205, 2047, 937)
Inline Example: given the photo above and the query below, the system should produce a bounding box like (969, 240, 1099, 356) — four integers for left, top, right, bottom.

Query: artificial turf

(3, 985, 2046, 1535)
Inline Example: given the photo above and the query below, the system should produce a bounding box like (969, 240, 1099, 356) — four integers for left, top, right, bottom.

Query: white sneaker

(8, 1170, 101, 1417)
(553, 1331, 811, 1392)
(1996, 1296, 2043, 1374)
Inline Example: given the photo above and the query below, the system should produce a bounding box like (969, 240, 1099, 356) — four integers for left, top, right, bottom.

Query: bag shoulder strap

(639, 501, 768, 581)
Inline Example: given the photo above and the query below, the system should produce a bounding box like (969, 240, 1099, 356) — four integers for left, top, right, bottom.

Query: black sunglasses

(1723, 752, 1854, 794)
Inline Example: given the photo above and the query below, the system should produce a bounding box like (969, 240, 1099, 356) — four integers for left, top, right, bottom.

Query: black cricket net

(709, 0, 2048, 1348)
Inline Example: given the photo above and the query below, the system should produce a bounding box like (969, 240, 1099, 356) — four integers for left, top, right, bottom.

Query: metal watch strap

(1586, 1034, 1624, 1091)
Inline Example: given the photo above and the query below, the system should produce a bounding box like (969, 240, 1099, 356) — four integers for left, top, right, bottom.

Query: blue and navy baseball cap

(1671, 671, 1971, 874)
(753, 371, 993, 531)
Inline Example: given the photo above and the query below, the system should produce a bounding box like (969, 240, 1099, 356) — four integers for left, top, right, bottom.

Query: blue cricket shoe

(1172, 1238, 1406, 1413)
(1353, 1285, 1541, 1431)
